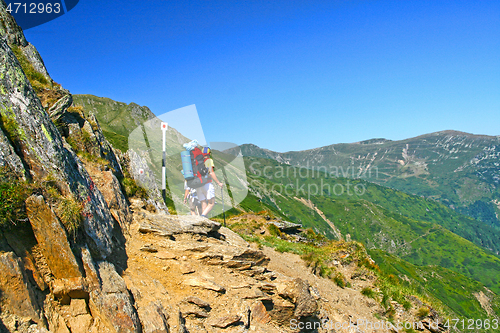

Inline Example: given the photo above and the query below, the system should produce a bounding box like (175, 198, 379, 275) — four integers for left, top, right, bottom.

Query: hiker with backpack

(196, 147, 223, 217)
(181, 142, 223, 218)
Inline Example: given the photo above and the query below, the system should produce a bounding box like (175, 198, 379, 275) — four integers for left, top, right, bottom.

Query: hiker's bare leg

(201, 200, 208, 215)
(202, 198, 215, 216)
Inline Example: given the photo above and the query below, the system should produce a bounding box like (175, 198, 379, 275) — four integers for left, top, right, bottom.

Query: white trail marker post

(161, 122, 168, 204)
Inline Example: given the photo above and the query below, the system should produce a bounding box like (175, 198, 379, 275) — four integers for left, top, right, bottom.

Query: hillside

(227, 131, 500, 230)
(72, 94, 156, 152)
(71, 94, 500, 323)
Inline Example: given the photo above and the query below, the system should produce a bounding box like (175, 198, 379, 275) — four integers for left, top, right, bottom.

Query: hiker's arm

(210, 168, 223, 187)
(183, 188, 189, 202)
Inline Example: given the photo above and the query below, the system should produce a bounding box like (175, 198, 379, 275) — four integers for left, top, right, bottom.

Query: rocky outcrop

(1, 32, 119, 260)
(26, 195, 82, 279)
(78, 246, 141, 333)
(278, 278, 318, 318)
(127, 149, 168, 213)
(138, 215, 220, 237)
(48, 94, 72, 122)
(0, 123, 26, 177)
(0, 0, 28, 47)
(0, 0, 50, 80)
(136, 301, 170, 333)
(0, 252, 43, 324)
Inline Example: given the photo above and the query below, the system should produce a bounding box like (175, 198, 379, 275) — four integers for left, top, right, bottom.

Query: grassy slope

(242, 157, 500, 297)
(370, 249, 500, 320)
(73, 94, 155, 152)
(231, 194, 500, 321)
(245, 156, 500, 255)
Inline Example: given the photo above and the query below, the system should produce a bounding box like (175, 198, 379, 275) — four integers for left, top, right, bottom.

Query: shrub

(402, 300, 412, 311)
(55, 195, 83, 237)
(361, 287, 376, 298)
(0, 169, 32, 228)
(333, 272, 347, 288)
(416, 306, 430, 318)
(120, 176, 148, 199)
(267, 223, 282, 237)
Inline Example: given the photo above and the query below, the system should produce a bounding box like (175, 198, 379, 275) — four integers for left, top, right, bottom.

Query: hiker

(196, 147, 223, 217)
(183, 181, 202, 215)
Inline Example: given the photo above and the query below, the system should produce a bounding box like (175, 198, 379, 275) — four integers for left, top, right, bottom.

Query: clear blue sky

(24, 0, 500, 152)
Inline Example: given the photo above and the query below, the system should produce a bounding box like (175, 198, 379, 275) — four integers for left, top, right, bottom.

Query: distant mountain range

(226, 131, 500, 229)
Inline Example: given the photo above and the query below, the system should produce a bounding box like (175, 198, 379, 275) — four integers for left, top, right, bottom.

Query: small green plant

(416, 306, 430, 318)
(361, 287, 376, 298)
(267, 223, 282, 237)
(55, 196, 83, 237)
(402, 299, 412, 311)
(333, 272, 347, 288)
(11, 45, 50, 91)
(0, 169, 32, 228)
(120, 176, 148, 199)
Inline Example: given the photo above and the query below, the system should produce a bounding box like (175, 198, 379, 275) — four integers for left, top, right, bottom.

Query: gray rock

(208, 315, 242, 329)
(139, 215, 221, 237)
(0, 0, 28, 46)
(182, 296, 210, 309)
(231, 249, 270, 266)
(48, 94, 72, 121)
(267, 221, 302, 232)
(1, 33, 118, 260)
(137, 301, 170, 333)
(128, 149, 168, 213)
(278, 278, 318, 318)
(88, 261, 141, 333)
(0, 125, 26, 178)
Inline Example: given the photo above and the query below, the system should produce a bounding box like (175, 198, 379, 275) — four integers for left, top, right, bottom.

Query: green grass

(72, 95, 155, 152)
(11, 45, 50, 91)
(0, 169, 32, 228)
(55, 195, 83, 238)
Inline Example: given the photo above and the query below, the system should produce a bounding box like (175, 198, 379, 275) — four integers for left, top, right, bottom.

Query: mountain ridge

(227, 131, 500, 231)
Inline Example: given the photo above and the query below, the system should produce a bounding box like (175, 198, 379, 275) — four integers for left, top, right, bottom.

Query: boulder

(251, 301, 271, 324)
(85, 261, 141, 333)
(90, 169, 132, 231)
(127, 149, 168, 214)
(26, 195, 82, 279)
(0, 125, 26, 178)
(138, 215, 221, 237)
(267, 221, 302, 232)
(80, 248, 143, 332)
(137, 301, 170, 333)
(278, 278, 318, 318)
(230, 249, 270, 266)
(48, 94, 72, 122)
(0, 252, 42, 324)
